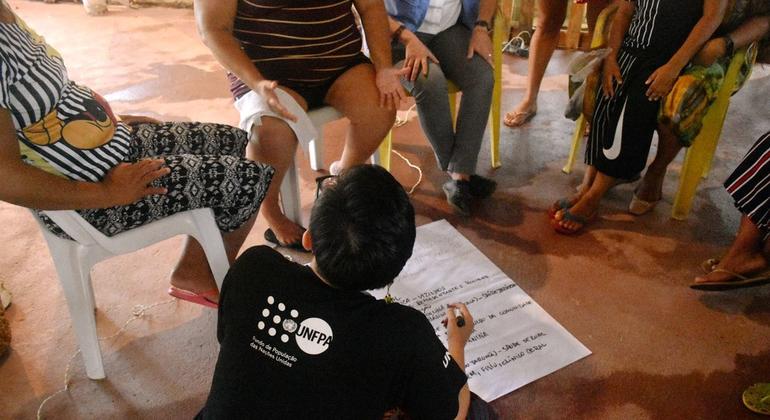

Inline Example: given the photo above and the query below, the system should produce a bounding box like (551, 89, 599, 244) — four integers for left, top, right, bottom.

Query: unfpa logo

(295, 318, 333, 355)
(258, 296, 333, 355)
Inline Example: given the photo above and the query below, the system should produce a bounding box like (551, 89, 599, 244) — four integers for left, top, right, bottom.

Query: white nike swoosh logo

(603, 98, 628, 161)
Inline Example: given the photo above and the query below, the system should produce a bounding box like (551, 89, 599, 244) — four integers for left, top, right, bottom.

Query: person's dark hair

(310, 164, 415, 291)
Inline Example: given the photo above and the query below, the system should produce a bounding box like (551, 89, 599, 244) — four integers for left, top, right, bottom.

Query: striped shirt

(229, 0, 363, 99)
(0, 6, 131, 182)
(623, 0, 702, 58)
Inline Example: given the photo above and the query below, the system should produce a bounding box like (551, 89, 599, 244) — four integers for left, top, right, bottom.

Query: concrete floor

(1, 1, 769, 418)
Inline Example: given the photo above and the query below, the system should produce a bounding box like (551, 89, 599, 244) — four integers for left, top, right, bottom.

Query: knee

(475, 65, 495, 93)
(411, 64, 449, 99)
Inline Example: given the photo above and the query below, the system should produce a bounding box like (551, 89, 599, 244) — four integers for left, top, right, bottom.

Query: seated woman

(384, 0, 498, 215)
(550, 0, 727, 234)
(0, 1, 274, 308)
(632, 1, 770, 213)
(692, 131, 770, 291)
(194, 0, 406, 249)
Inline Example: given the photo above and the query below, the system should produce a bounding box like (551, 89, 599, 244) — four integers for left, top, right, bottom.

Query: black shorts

(287, 52, 371, 110)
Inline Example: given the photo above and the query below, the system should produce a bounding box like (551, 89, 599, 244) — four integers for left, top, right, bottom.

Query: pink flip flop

(168, 286, 219, 309)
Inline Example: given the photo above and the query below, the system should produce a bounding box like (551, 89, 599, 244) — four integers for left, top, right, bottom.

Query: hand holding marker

(442, 303, 467, 328)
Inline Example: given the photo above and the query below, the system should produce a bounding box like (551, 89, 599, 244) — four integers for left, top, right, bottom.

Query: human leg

(324, 63, 396, 170)
(553, 169, 616, 233)
(399, 60, 456, 171)
(629, 123, 683, 214)
(504, 0, 567, 127)
(246, 115, 306, 246)
(693, 15, 770, 66)
(586, 0, 610, 36)
(429, 23, 495, 178)
(693, 216, 769, 285)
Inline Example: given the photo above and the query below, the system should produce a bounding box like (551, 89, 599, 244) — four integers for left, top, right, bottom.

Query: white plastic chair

(82, 0, 107, 15)
(279, 106, 391, 224)
(30, 208, 229, 380)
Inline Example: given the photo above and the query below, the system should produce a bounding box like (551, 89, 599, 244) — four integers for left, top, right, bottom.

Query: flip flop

(547, 198, 574, 219)
(690, 268, 770, 291)
(168, 286, 219, 309)
(743, 383, 770, 415)
(628, 193, 661, 216)
(503, 109, 536, 127)
(264, 227, 308, 251)
(0, 283, 11, 310)
(551, 209, 594, 235)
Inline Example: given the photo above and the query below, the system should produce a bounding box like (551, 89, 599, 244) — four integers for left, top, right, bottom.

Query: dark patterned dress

(0, 6, 274, 239)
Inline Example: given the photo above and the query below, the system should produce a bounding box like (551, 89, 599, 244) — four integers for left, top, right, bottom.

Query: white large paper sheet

(370, 220, 591, 401)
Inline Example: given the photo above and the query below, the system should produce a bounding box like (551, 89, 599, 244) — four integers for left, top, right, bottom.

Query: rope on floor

(36, 298, 176, 420)
(390, 104, 423, 194)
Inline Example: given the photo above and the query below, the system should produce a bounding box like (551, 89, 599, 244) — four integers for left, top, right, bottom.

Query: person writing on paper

(384, 0, 498, 215)
(0, 1, 274, 308)
(197, 165, 478, 419)
(195, 0, 406, 250)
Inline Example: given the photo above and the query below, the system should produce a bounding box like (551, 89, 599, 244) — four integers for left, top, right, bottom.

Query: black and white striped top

(623, 0, 702, 58)
(0, 6, 131, 182)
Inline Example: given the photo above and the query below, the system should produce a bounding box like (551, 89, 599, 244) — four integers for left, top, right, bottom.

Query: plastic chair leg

(49, 241, 105, 380)
(490, 12, 505, 169)
(564, 115, 586, 174)
(371, 131, 392, 171)
(189, 209, 230, 290)
(279, 161, 303, 225)
(309, 136, 324, 171)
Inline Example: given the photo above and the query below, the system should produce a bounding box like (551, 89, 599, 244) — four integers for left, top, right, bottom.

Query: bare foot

(264, 214, 305, 246)
(635, 172, 663, 203)
(169, 270, 219, 303)
(553, 193, 600, 232)
(693, 252, 768, 285)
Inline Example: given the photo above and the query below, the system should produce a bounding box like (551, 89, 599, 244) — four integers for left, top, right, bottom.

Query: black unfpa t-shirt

(197, 246, 467, 419)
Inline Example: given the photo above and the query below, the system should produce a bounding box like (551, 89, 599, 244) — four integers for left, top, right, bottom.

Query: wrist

(392, 23, 407, 43)
(474, 19, 491, 32)
(399, 28, 417, 45)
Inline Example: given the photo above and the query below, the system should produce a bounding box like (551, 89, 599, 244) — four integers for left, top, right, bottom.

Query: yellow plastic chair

(671, 46, 754, 220)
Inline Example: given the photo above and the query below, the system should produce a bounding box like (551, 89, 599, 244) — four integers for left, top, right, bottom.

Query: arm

(193, 0, 297, 121)
(645, 0, 727, 100)
(466, 0, 497, 66)
(354, 0, 408, 108)
(602, 0, 635, 97)
(0, 108, 168, 209)
(446, 303, 473, 419)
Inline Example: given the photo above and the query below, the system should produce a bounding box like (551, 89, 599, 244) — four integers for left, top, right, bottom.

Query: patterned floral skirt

(39, 122, 274, 239)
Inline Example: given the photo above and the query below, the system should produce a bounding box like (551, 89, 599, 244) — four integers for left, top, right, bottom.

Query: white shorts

(234, 89, 318, 152)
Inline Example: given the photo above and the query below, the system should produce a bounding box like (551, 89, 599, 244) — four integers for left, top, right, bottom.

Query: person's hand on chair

(101, 159, 170, 206)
